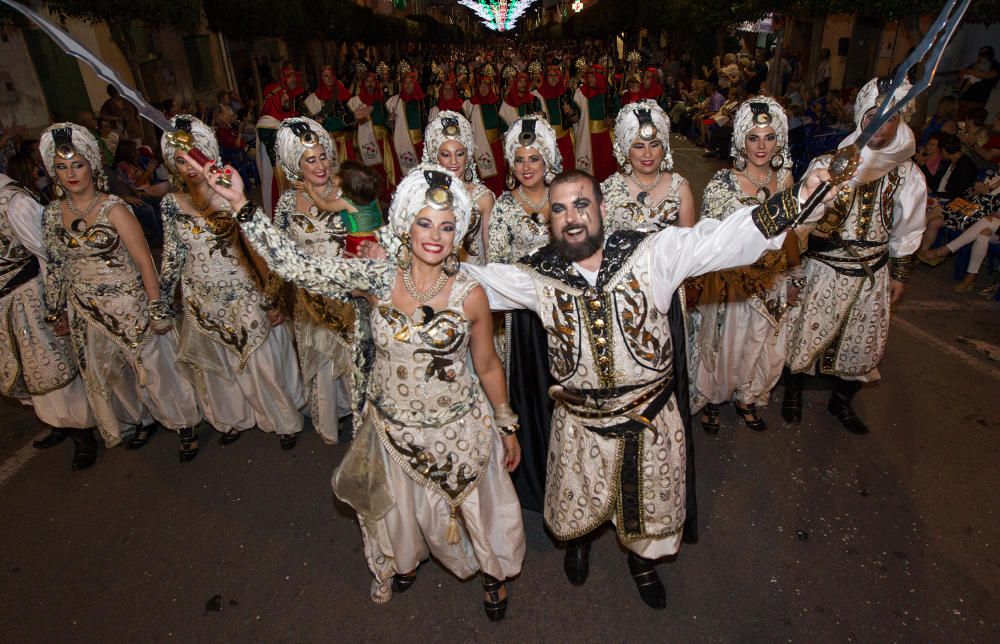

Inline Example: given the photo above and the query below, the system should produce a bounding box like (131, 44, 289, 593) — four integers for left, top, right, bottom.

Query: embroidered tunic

(693, 169, 795, 408)
(785, 157, 927, 380)
(601, 171, 689, 233)
(0, 178, 93, 429)
(157, 192, 303, 435)
(460, 182, 492, 266)
(487, 191, 551, 264)
(235, 204, 525, 582)
(275, 189, 356, 440)
(43, 195, 200, 444)
(465, 197, 797, 557)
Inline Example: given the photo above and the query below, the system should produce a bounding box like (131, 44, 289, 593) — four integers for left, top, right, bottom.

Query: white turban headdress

(160, 115, 220, 175)
(422, 111, 478, 182)
(839, 76, 917, 185)
(730, 96, 792, 172)
(503, 116, 562, 182)
(276, 117, 338, 180)
(613, 99, 673, 172)
(40, 122, 107, 190)
(388, 162, 471, 244)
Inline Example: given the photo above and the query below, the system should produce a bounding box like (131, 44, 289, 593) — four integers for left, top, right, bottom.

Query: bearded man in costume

(573, 65, 618, 182)
(782, 77, 927, 434)
(348, 72, 399, 198)
(304, 66, 358, 164)
(462, 166, 841, 609)
(256, 82, 297, 215)
(534, 64, 579, 172)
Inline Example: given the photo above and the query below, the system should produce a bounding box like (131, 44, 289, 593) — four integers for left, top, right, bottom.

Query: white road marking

(0, 432, 45, 487)
(892, 317, 1000, 381)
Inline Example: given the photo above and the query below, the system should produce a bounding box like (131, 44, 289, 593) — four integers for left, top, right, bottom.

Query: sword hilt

(164, 130, 213, 166)
(795, 145, 860, 226)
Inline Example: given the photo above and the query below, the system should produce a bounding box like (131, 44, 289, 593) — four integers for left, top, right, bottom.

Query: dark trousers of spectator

(708, 126, 733, 161)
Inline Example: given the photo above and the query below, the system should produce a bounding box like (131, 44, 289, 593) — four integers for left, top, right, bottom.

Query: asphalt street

(1, 141, 998, 642)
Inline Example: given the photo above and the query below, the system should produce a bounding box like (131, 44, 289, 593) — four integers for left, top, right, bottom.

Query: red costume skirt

(482, 137, 507, 196)
(556, 133, 575, 172)
(591, 130, 616, 183)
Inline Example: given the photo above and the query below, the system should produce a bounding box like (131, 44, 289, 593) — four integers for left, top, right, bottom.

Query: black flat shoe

(33, 429, 68, 449)
(391, 571, 417, 594)
(71, 429, 98, 471)
(627, 552, 666, 610)
(279, 434, 298, 450)
(179, 427, 199, 462)
(482, 573, 508, 622)
(219, 429, 241, 446)
(563, 537, 591, 586)
(700, 403, 720, 434)
(828, 398, 868, 434)
(126, 423, 158, 450)
(734, 402, 767, 432)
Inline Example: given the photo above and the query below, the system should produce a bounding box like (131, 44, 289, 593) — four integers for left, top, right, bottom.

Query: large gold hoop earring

(395, 234, 412, 269)
(443, 252, 459, 275)
(505, 170, 516, 191)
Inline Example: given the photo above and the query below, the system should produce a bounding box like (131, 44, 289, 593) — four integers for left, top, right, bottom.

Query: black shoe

(279, 434, 298, 450)
(700, 403, 720, 435)
(482, 573, 508, 622)
(781, 370, 804, 424)
(179, 427, 199, 462)
(682, 518, 699, 545)
(391, 571, 417, 594)
(219, 429, 241, 445)
(33, 429, 68, 449)
(828, 379, 868, 434)
(563, 537, 591, 586)
(734, 401, 767, 432)
(70, 429, 98, 471)
(126, 422, 158, 450)
(627, 552, 666, 610)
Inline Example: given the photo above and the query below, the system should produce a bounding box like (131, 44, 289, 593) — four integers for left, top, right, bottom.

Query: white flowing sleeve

(7, 191, 47, 260)
(889, 163, 928, 258)
(647, 180, 821, 312)
(461, 263, 538, 313)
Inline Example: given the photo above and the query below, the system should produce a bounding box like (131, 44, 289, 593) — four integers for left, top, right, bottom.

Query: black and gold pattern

(750, 183, 802, 239)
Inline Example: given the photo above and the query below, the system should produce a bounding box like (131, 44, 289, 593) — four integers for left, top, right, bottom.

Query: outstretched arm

(180, 152, 395, 300)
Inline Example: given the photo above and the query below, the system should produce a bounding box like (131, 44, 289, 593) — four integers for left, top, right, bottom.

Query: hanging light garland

(571, 0, 583, 12)
(458, 0, 540, 32)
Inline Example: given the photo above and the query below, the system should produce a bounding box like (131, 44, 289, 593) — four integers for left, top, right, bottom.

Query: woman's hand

(501, 435, 521, 472)
(357, 239, 388, 260)
(294, 180, 343, 213)
(180, 152, 248, 211)
(266, 307, 285, 327)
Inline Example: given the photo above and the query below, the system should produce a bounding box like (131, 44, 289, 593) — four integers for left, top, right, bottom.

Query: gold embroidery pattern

(546, 289, 578, 380)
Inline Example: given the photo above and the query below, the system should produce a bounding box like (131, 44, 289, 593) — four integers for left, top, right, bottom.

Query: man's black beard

(553, 225, 604, 263)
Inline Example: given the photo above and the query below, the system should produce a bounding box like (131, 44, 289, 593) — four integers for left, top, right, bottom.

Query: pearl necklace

(402, 266, 449, 304)
(303, 181, 336, 205)
(741, 168, 774, 201)
(66, 193, 102, 233)
(629, 170, 664, 205)
(518, 186, 549, 225)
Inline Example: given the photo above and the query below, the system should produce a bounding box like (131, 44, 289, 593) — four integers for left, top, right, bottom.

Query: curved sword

(1, 0, 213, 166)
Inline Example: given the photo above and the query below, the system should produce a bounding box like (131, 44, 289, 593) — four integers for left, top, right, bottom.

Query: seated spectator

(694, 83, 726, 146)
(968, 110, 1000, 167)
(215, 105, 259, 188)
(785, 81, 804, 107)
(920, 96, 958, 146)
(98, 118, 120, 155)
(919, 169, 1000, 269)
(5, 152, 48, 204)
(917, 133, 950, 194)
(703, 87, 743, 159)
(937, 132, 979, 199)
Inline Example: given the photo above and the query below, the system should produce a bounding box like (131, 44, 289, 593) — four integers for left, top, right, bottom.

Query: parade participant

(428, 78, 466, 121)
(39, 123, 201, 452)
(487, 116, 561, 512)
(783, 77, 928, 434)
(348, 71, 399, 199)
(694, 97, 803, 433)
(533, 64, 579, 172)
(386, 71, 428, 177)
(573, 65, 618, 182)
(281, 61, 307, 114)
(621, 75, 643, 106)
(640, 68, 665, 106)
(500, 72, 542, 127)
(0, 173, 97, 469)
(193, 157, 525, 620)
(462, 165, 840, 609)
(256, 82, 297, 215)
(304, 65, 358, 163)
(157, 116, 304, 456)
(273, 117, 358, 444)
(602, 99, 695, 232)
(463, 67, 506, 195)
(422, 111, 494, 263)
